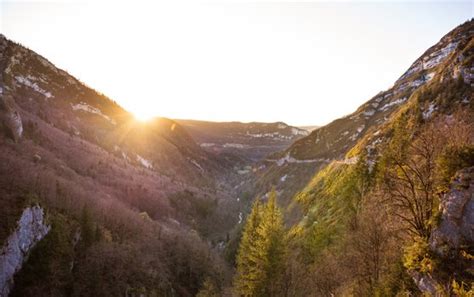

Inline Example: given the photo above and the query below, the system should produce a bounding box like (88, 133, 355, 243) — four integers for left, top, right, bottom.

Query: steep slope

(176, 119, 308, 162)
(231, 20, 473, 297)
(1, 34, 236, 188)
(253, 19, 474, 209)
(0, 35, 240, 295)
(0, 33, 244, 227)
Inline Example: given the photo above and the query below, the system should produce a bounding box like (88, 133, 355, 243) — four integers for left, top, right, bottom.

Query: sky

(1, 1, 472, 126)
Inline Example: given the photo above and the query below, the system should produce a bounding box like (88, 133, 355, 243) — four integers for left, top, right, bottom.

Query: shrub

(403, 237, 436, 273)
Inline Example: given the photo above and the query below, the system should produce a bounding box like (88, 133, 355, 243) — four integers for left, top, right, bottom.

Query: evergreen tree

(255, 190, 286, 296)
(234, 199, 263, 296)
(234, 190, 287, 297)
(196, 277, 220, 297)
(80, 206, 95, 248)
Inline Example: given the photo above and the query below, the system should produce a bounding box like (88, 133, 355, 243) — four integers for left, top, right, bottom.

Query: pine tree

(80, 206, 95, 248)
(196, 277, 220, 297)
(255, 190, 286, 296)
(234, 199, 263, 296)
(234, 190, 287, 297)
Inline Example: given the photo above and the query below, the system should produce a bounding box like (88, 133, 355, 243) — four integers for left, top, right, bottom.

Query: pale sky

(1, 1, 472, 126)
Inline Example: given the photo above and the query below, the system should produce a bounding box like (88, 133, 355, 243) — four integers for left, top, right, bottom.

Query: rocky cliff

(0, 206, 50, 297)
(411, 167, 474, 295)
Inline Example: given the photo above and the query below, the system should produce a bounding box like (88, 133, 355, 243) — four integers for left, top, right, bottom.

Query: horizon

(1, 0, 471, 126)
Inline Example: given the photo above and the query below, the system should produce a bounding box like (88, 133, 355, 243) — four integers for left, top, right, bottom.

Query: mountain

(0, 18, 472, 297)
(251, 19, 474, 209)
(0, 34, 243, 296)
(231, 19, 473, 296)
(175, 119, 308, 162)
(298, 125, 320, 132)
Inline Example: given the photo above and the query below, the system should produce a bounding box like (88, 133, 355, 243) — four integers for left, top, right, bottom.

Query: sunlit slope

(252, 19, 473, 209)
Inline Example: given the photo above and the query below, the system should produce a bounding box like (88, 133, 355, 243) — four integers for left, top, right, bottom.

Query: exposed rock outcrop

(410, 271, 440, 296)
(0, 95, 23, 142)
(411, 167, 474, 295)
(430, 167, 474, 256)
(0, 206, 50, 297)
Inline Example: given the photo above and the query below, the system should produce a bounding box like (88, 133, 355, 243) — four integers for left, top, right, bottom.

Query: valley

(0, 15, 473, 297)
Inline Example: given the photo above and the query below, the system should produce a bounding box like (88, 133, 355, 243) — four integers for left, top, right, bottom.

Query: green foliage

(436, 144, 474, 192)
(234, 198, 263, 296)
(80, 206, 95, 249)
(372, 259, 419, 297)
(403, 238, 436, 273)
(452, 280, 473, 297)
(234, 190, 287, 297)
(11, 213, 76, 297)
(294, 155, 374, 261)
(224, 224, 243, 266)
(196, 278, 220, 297)
(169, 190, 218, 237)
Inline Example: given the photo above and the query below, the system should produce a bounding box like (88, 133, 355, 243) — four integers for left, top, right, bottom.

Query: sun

(132, 109, 155, 122)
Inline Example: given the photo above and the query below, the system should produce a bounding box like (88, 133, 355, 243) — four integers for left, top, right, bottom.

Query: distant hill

(298, 125, 320, 131)
(175, 119, 308, 162)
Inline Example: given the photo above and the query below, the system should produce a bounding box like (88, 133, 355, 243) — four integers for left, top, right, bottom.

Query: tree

(80, 206, 95, 248)
(234, 199, 263, 296)
(234, 190, 287, 297)
(255, 191, 286, 296)
(196, 277, 220, 297)
(381, 110, 473, 238)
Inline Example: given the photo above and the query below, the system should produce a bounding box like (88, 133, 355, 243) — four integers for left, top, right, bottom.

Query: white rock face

(0, 206, 50, 297)
(136, 154, 153, 169)
(410, 167, 474, 295)
(291, 127, 309, 136)
(7, 110, 22, 141)
(422, 104, 436, 119)
(422, 42, 458, 69)
(0, 96, 23, 142)
(71, 102, 116, 125)
(223, 143, 245, 148)
(14, 76, 52, 98)
(430, 167, 474, 254)
(379, 97, 407, 112)
(270, 153, 328, 166)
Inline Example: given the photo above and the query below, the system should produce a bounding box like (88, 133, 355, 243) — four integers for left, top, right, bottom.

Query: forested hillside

(233, 19, 473, 296)
(0, 33, 242, 296)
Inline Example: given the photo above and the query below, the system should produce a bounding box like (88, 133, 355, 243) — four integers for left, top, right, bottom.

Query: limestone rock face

(412, 167, 474, 295)
(0, 95, 23, 142)
(430, 167, 474, 256)
(0, 206, 50, 297)
(410, 271, 439, 296)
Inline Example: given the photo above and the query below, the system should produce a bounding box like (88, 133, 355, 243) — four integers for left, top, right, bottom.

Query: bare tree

(382, 111, 473, 238)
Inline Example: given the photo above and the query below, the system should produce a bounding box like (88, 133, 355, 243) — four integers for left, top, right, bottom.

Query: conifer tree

(234, 190, 287, 297)
(234, 199, 263, 296)
(80, 206, 95, 248)
(255, 190, 286, 296)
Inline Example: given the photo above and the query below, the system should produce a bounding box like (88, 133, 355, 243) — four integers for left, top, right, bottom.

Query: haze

(1, 0, 471, 126)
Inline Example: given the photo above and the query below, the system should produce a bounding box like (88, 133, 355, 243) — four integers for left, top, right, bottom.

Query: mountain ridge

(249, 19, 473, 208)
